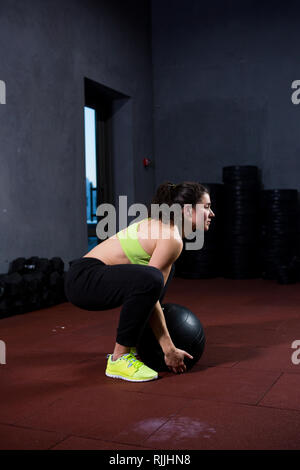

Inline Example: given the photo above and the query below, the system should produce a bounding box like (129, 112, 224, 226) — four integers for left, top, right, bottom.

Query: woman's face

(192, 192, 215, 232)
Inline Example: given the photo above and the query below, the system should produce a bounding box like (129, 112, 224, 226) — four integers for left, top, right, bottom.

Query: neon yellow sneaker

(105, 353, 158, 382)
(130, 347, 138, 356)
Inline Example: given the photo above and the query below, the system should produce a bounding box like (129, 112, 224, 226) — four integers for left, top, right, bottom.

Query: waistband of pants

(69, 257, 107, 267)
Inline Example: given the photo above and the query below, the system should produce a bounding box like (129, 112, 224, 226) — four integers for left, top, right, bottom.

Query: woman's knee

(142, 266, 164, 295)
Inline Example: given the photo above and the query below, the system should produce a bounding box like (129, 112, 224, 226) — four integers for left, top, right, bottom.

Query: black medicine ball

(137, 303, 206, 372)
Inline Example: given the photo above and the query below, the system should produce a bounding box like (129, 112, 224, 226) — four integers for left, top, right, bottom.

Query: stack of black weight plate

(260, 189, 299, 282)
(175, 183, 224, 279)
(222, 166, 261, 279)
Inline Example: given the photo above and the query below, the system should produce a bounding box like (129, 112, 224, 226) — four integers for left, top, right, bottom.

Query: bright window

(84, 106, 97, 224)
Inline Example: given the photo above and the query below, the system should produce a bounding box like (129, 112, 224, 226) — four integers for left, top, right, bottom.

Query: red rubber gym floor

(1, 277, 300, 450)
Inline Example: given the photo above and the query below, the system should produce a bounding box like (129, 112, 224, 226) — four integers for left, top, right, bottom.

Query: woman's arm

(147, 236, 193, 373)
(148, 300, 173, 353)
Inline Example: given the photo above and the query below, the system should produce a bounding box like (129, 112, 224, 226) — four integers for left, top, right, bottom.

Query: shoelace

(122, 353, 143, 370)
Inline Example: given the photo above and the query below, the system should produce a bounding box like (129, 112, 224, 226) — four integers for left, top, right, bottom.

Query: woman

(64, 181, 215, 382)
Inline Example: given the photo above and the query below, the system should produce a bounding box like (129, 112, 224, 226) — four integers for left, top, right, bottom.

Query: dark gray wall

(151, 0, 300, 189)
(0, 0, 154, 272)
(3, 0, 300, 274)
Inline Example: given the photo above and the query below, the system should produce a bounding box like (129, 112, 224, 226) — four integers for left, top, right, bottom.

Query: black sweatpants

(64, 257, 175, 347)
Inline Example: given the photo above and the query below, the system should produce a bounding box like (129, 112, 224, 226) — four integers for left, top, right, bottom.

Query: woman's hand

(164, 347, 193, 374)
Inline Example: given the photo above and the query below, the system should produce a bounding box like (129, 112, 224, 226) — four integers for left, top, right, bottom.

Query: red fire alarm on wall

(143, 157, 152, 168)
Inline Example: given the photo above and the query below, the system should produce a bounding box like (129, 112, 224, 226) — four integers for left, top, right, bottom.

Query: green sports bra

(116, 218, 151, 265)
